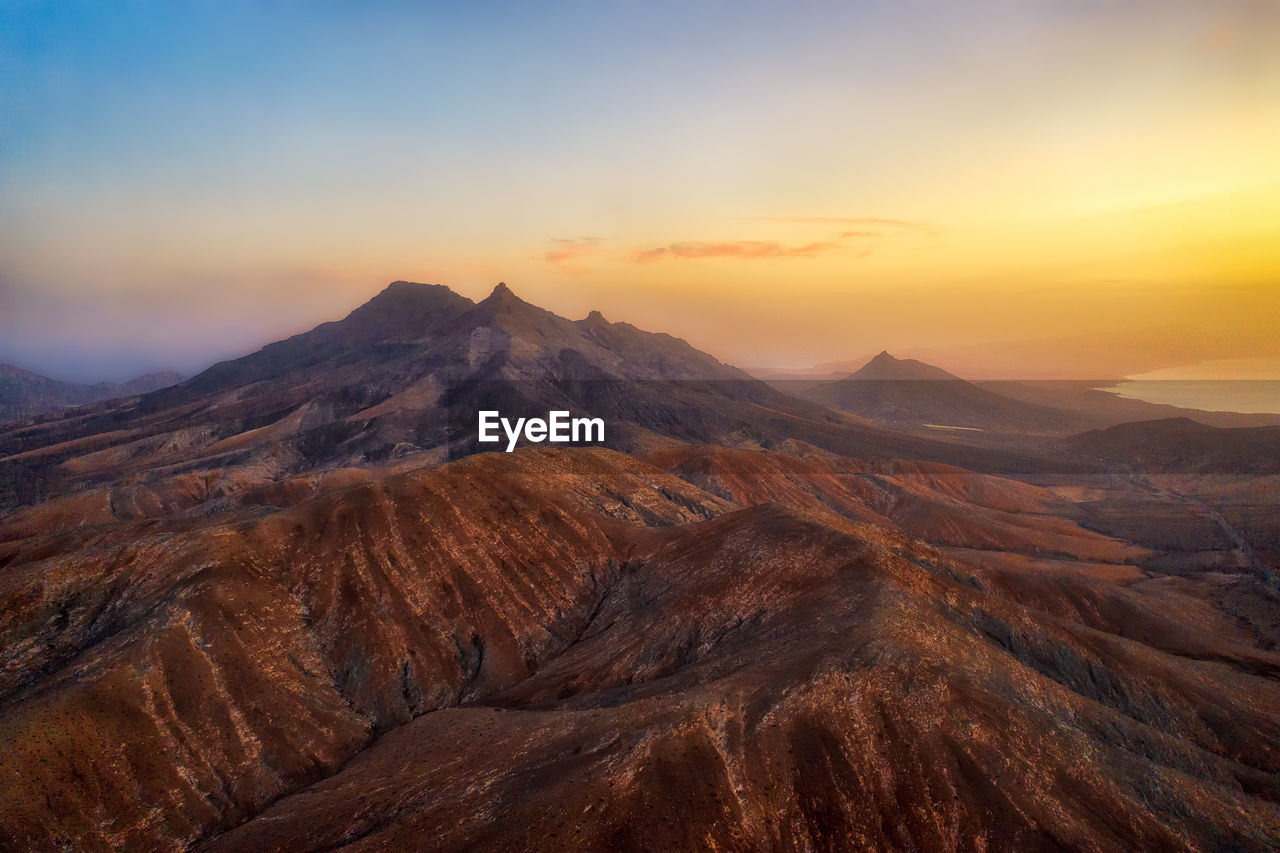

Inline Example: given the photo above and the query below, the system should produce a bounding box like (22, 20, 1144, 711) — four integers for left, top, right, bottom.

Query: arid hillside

(1, 444, 1278, 850)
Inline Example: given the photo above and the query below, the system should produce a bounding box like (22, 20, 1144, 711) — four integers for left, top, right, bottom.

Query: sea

(1102, 380, 1280, 414)
(1099, 358, 1280, 414)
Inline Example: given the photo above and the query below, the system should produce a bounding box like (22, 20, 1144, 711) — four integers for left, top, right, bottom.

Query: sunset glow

(2, 0, 1277, 379)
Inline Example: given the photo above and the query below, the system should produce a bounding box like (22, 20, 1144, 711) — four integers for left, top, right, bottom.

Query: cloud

(542, 237, 604, 267)
(631, 240, 845, 263)
(622, 216, 937, 263)
(539, 223, 916, 268)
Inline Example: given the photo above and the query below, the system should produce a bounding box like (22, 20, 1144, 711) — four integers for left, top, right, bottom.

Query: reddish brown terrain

(2, 283, 1279, 851)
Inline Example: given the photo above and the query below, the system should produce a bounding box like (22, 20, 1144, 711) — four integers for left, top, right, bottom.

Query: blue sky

(2, 1, 1277, 380)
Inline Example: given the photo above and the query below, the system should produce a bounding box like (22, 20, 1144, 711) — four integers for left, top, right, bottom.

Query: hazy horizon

(7, 277, 1280, 385)
(3, 1, 1278, 382)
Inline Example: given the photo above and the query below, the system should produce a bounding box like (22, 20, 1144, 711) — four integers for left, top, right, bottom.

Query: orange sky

(1, 1, 1277, 380)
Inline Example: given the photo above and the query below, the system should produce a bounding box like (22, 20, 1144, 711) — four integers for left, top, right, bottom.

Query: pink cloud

(541, 237, 604, 267)
(631, 240, 845, 263)
(539, 223, 916, 268)
(763, 216, 930, 230)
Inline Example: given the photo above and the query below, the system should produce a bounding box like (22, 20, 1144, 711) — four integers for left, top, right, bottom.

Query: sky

(1, 0, 1278, 381)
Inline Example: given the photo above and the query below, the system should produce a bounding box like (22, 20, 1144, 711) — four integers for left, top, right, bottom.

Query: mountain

(795, 351, 1092, 438)
(0, 283, 1077, 511)
(177, 281, 742, 398)
(1067, 417, 1280, 474)
(0, 364, 184, 422)
(0, 280, 748, 505)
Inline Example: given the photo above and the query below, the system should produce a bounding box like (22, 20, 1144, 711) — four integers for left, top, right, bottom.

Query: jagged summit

(349, 280, 471, 321)
(365, 280, 459, 305)
(475, 281, 535, 311)
(468, 281, 564, 333)
(484, 281, 519, 305)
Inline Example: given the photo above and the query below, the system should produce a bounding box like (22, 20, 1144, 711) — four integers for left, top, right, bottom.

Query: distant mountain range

(0, 364, 184, 422)
(765, 351, 1280, 439)
(0, 282, 1068, 509)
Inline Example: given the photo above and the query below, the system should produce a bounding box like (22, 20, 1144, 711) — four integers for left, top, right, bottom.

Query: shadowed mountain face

(2, 285, 1279, 851)
(0, 364, 184, 423)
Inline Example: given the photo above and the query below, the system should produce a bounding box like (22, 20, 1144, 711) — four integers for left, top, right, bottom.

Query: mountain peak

(365, 280, 461, 307)
(479, 281, 533, 311)
(469, 280, 571, 339)
(851, 352, 958, 382)
(330, 281, 475, 345)
(585, 310, 607, 323)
